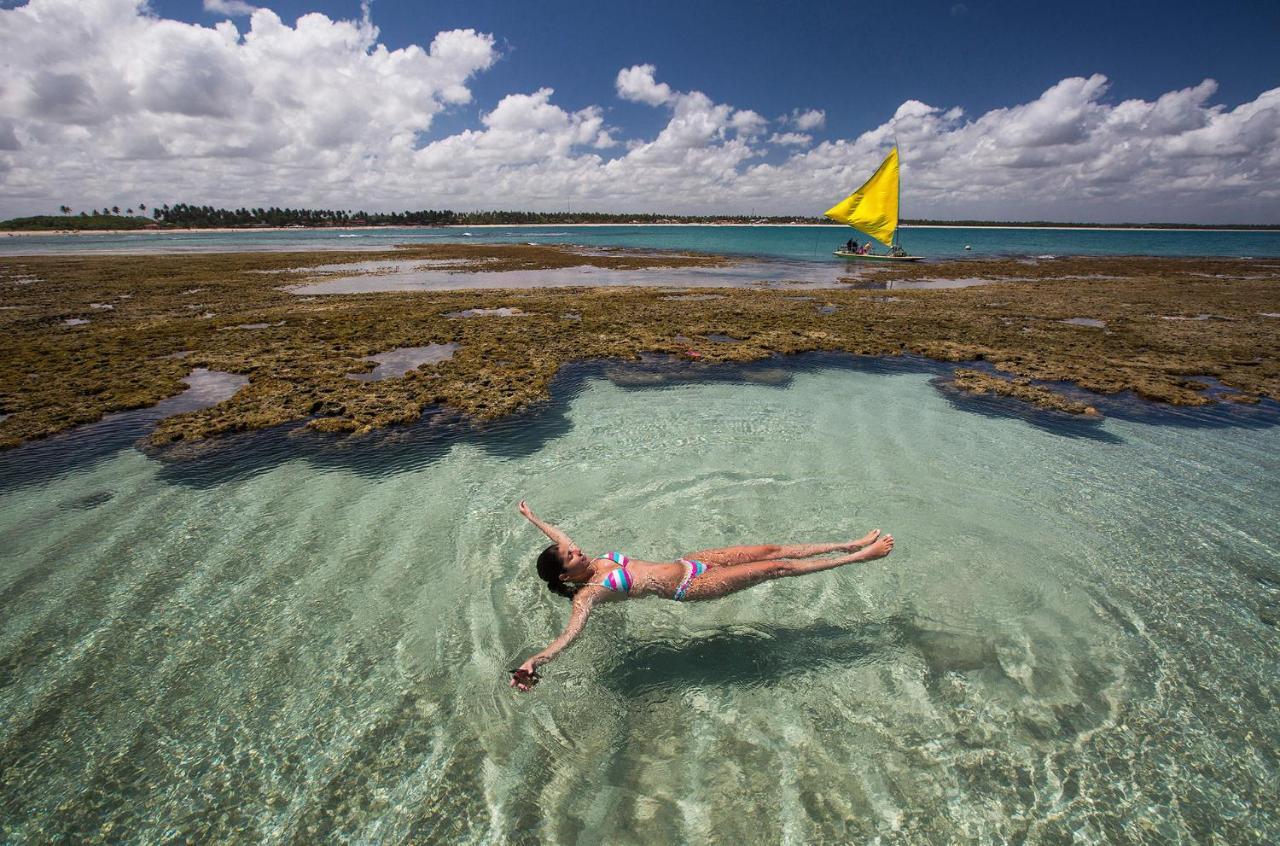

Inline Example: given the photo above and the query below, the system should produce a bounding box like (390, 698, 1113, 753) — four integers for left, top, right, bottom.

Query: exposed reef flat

(945, 369, 1100, 416)
(0, 245, 1276, 450)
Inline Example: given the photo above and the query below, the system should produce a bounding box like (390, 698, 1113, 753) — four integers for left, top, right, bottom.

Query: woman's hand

(509, 658, 541, 692)
(518, 501, 574, 548)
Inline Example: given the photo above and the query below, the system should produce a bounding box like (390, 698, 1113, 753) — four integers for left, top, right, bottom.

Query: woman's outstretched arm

(518, 500, 575, 548)
(511, 591, 597, 691)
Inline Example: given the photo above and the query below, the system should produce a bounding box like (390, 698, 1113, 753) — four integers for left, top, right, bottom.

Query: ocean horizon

(4, 223, 1280, 260)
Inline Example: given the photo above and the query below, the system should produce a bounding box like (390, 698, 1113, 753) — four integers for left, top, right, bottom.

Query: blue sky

(152, 0, 1280, 145)
(2, 0, 1279, 221)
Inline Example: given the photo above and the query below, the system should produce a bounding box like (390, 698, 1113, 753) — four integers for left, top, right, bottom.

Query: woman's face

(558, 541, 590, 579)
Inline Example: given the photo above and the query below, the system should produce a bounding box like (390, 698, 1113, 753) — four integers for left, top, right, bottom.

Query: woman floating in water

(510, 500, 895, 691)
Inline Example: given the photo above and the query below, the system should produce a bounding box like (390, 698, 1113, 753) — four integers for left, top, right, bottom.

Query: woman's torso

(591, 553, 689, 600)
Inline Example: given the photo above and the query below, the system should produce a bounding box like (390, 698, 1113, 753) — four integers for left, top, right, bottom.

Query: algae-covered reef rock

(1, 247, 1277, 450)
(947, 369, 1100, 416)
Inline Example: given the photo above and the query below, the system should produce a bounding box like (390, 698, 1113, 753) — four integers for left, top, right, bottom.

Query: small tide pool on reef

(345, 344, 459, 382)
(0, 353, 1277, 843)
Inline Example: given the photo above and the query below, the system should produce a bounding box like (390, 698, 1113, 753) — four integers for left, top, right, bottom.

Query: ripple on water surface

(0, 356, 1277, 843)
(0, 367, 245, 492)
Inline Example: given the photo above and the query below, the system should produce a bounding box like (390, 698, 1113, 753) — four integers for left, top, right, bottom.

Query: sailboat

(825, 146, 923, 261)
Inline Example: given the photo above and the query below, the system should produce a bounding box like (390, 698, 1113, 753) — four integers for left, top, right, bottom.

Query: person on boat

(857, 242, 869, 255)
(845, 238, 855, 253)
(509, 500, 895, 691)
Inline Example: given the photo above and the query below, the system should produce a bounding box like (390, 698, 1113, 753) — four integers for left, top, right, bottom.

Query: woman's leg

(684, 530, 881, 568)
(680, 534, 894, 600)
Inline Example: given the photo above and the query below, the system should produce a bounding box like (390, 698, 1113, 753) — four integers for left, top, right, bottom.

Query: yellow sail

(824, 147, 899, 247)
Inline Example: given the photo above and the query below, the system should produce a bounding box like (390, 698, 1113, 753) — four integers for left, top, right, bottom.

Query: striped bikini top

(595, 552, 633, 593)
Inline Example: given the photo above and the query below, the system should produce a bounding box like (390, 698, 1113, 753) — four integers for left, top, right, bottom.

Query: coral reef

(1, 245, 1276, 450)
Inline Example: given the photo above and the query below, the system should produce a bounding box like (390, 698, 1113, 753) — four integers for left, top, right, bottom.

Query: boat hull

(833, 250, 924, 262)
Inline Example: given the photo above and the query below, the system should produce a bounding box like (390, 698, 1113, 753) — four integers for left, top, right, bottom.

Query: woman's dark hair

(537, 544, 581, 600)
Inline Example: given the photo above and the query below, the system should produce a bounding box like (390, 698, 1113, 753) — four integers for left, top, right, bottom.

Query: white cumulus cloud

(0, 2, 1278, 223)
(769, 76, 1280, 221)
(731, 110, 768, 137)
(0, 0, 497, 213)
(615, 64, 674, 106)
(204, 0, 258, 16)
(769, 132, 812, 146)
(789, 108, 825, 131)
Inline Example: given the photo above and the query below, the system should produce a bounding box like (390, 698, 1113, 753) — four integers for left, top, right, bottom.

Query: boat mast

(893, 134, 902, 250)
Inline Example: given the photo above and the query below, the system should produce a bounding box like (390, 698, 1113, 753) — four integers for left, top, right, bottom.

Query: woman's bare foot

(861, 533, 894, 560)
(849, 529, 881, 550)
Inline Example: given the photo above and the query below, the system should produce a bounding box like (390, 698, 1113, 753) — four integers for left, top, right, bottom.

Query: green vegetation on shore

(1, 245, 1277, 452)
(4, 205, 1276, 231)
(1, 214, 156, 231)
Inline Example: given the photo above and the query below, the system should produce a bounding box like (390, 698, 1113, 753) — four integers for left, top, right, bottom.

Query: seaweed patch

(0, 246, 1276, 450)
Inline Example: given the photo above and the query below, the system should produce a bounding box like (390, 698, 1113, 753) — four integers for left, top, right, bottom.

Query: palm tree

(59, 205, 71, 215)
(111, 205, 120, 215)
(139, 203, 146, 212)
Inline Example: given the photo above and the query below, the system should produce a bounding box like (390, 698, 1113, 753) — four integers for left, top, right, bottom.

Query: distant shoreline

(5, 222, 1279, 236)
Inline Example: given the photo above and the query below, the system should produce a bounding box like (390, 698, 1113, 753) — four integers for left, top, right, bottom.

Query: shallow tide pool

(1, 356, 1277, 843)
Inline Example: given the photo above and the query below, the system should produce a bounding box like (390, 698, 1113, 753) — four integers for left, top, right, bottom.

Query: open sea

(3, 223, 1280, 260)
(1, 228, 1279, 843)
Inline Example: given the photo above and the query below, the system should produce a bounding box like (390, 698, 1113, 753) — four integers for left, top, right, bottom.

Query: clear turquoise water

(2, 356, 1278, 843)
(4, 224, 1280, 260)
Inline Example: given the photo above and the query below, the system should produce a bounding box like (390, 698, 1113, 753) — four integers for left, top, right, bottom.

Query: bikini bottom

(672, 558, 707, 601)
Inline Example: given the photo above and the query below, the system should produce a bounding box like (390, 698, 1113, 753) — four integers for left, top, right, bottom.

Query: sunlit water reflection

(279, 257, 1012, 295)
(1, 355, 1277, 843)
(282, 257, 860, 294)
